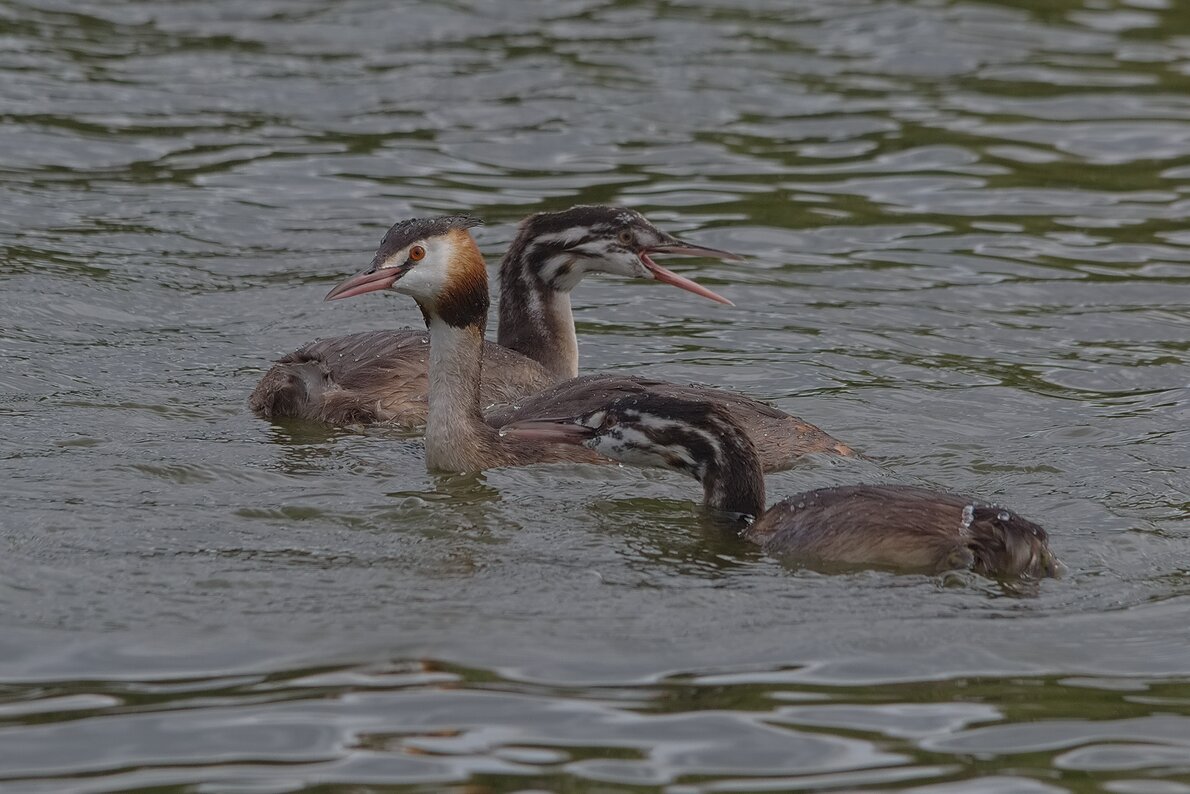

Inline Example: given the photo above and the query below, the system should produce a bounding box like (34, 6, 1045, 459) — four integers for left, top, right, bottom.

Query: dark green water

(1, 0, 1188, 791)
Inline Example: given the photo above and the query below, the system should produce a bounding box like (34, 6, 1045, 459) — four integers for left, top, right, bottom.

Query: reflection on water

(2, 652, 1189, 791)
(1, 0, 1188, 790)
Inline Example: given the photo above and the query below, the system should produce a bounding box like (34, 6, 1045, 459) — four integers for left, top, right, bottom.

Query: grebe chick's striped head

(514, 206, 739, 304)
(325, 215, 487, 325)
(502, 394, 766, 518)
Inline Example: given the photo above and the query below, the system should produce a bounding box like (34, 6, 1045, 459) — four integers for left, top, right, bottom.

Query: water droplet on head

(997, 510, 1010, 522)
(960, 504, 975, 529)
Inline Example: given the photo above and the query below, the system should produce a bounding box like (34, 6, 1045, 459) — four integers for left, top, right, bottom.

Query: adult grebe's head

(326, 215, 487, 327)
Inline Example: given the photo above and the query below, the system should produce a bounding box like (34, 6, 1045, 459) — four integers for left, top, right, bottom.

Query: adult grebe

(504, 395, 1062, 578)
(324, 215, 603, 469)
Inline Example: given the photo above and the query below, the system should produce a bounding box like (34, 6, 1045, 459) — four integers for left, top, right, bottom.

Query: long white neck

(423, 317, 499, 471)
(404, 228, 503, 471)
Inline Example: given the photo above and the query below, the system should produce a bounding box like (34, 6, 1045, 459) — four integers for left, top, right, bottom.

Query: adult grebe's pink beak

(324, 266, 403, 301)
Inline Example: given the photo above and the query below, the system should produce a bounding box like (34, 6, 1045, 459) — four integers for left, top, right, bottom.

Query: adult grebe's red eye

(409, 245, 426, 262)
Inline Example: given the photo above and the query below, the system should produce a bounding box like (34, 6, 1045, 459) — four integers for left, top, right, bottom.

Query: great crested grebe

(249, 205, 735, 427)
(504, 395, 1062, 578)
(323, 215, 603, 470)
(321, 215, 854, 472)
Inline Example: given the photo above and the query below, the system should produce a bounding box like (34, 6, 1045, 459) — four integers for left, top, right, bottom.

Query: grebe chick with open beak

(504, 395, 1062, 579)
(249, 205, 737, 428)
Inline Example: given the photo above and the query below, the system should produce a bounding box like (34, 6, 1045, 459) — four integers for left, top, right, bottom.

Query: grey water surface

(2, 0, 1189, 791)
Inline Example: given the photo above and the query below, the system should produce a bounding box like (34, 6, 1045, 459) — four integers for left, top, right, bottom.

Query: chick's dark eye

(604, 414, 619, 428)
(617, 230, 633, 246)
(409, 245, 426, 262)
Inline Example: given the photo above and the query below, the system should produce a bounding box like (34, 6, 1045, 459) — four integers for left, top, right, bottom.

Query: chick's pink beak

(641, 239, 740, 306)
(640, 254, 733, 306)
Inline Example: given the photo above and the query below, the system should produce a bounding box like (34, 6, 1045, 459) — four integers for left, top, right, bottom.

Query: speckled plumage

(248, 329, 553, 427)
(748, 484, 1059, 578)
(486, 374, 855, 472)
(369, 216, 482, 271)
(508, 395, 1061, 579)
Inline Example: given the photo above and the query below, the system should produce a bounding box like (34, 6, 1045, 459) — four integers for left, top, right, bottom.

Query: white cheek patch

(393, 237, 453, 300)
(529, 224, 642, 279)
(581, 250, 641, 279)
(590, 426, 669, 469)
(541, 253, 584, 291)
(378, 245, 411, 269)
(529, 226, 589, 249)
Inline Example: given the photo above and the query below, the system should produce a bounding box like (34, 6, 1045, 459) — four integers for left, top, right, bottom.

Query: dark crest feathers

(517, 205, 647, 238)
(370, 215, 483, 269)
